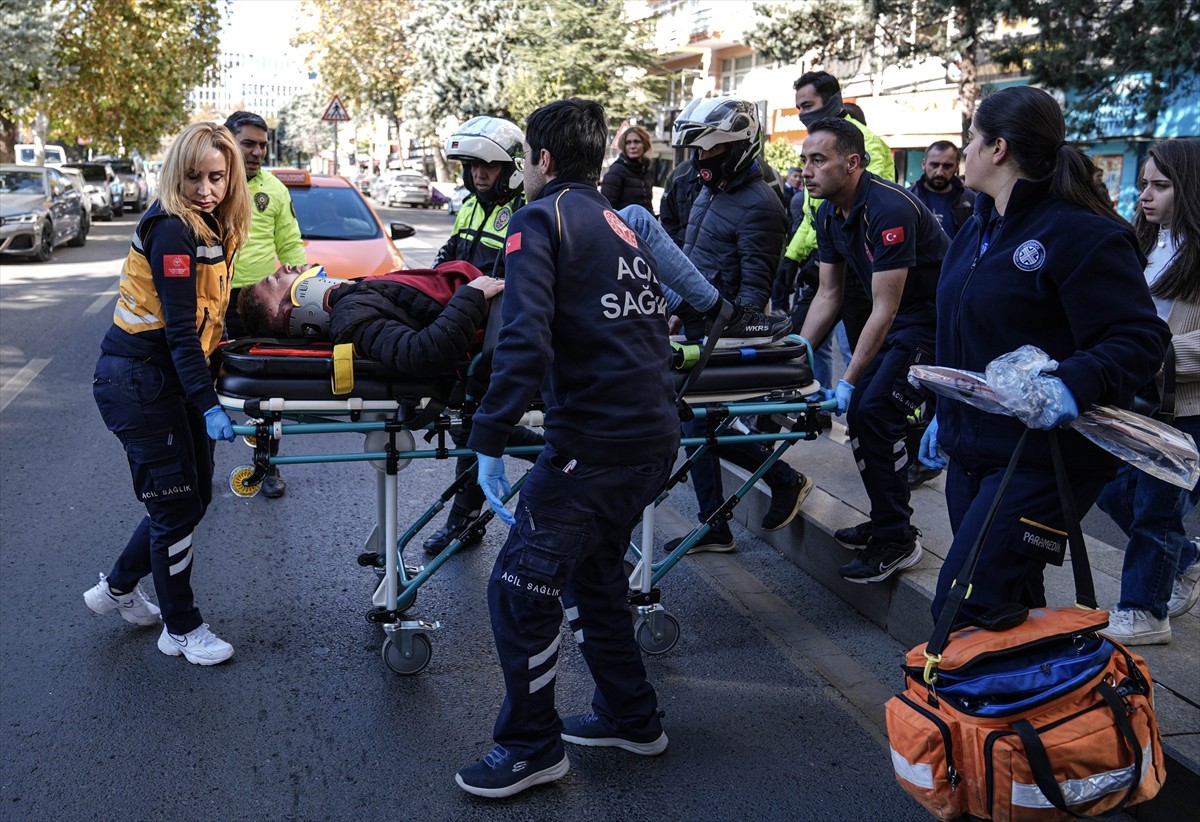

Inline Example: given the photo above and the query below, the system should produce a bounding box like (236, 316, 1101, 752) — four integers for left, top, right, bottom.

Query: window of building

(720, 55, 755, 95)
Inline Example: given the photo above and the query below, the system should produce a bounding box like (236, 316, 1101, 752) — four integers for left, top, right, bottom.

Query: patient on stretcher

(237, 261, 503, 378)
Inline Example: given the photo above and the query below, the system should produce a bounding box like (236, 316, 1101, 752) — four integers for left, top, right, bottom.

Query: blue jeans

(1095, 414, 1200, 618)
(618, 205, 719, 315)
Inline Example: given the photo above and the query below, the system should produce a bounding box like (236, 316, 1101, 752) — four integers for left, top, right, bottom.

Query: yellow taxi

(272, 169, 414, 279)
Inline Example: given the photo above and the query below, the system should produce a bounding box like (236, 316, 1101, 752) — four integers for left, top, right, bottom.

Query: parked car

(95, 156, 148, 212)
(271, 169, 413, 279)
(58, 167, 92, 239)
(15, 144, 68, 166)
(368, 170, 407, 201)
(63, 162, 120, 220)
(0, 164, 89, 261)
(385, 172, 433, 208)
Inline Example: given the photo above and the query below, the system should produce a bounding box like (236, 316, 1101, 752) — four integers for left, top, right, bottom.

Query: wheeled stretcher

(216, 337, 830, 673)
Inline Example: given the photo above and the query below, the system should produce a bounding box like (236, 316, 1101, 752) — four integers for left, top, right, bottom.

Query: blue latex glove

(204, 406, 235, 442)
(919, 416, 948, 469)
(834, 379, 855, 416)
(475, 453, 515, 525)
(1030, 376, 1080, 430)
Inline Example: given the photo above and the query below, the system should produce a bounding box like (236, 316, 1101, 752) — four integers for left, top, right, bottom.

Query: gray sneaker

(1103, 609, 1171, 646)
(83, 573, 160, 626)
(1168, 557, 1200, 618)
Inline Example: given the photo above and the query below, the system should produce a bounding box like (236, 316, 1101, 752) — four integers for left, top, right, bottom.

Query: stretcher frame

(216, 338, 830, 673)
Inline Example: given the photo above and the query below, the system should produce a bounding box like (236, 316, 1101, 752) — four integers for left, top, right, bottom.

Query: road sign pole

(333, 121, 338, 177)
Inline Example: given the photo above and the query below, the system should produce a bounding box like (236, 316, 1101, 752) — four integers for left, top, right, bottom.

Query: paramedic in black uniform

(797, 117, 949, 585)
(456, 98, 679, 799)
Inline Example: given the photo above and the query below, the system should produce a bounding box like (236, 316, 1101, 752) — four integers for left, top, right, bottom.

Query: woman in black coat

(601, 124, 655, 213)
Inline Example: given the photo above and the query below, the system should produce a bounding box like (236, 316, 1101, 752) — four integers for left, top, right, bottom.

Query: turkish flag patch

(505, 232, 522, 255)
(881, 226, 905, 246)
(163, 254, 190, 277)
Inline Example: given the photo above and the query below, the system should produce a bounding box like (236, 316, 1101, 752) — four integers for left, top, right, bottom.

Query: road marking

(84, 288, 116, 316)
(0, 357, 52, 413)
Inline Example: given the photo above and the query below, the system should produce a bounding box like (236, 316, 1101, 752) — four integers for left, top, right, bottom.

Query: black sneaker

(561, 711, 668, 755)
(839, 529, 923, 584)
(665, 526, 735, 555)
(761, 473, 814, 531)
(906, 462, 943, 490)
(455, 744, 569, 798)
(262, 471, 286, 499)
(422, 514, 484, 555)
(834, 520, 872, 550)
(708, 301, 792, 349)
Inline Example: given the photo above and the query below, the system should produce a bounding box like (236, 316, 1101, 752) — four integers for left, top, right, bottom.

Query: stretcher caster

(228, 465, 262, 498)
(382, 633, 431, 675)
(635, 611, 680, 656)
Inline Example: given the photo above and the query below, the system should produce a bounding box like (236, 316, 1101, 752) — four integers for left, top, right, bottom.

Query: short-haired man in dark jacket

(459, 97, 679, 799)
(908, 140, 976, 239)
(668, 96, 813, 553)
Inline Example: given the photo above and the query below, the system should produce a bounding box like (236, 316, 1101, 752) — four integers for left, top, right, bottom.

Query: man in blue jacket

(458, 98, 679, 799)
(798, 117, 949, 584)
(908, 141, 976, 240)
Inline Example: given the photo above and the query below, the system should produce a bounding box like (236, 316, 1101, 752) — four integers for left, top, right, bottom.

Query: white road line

(84, 291, 114, 316)
(0, 357, 52, 413)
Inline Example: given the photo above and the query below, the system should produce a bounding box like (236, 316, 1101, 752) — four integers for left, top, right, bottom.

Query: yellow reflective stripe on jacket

(112, 235, 231, 357)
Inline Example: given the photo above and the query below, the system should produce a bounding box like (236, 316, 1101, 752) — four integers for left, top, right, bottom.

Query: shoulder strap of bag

(928, 428, 1096, 656)
(1160, 341, 1176, 420)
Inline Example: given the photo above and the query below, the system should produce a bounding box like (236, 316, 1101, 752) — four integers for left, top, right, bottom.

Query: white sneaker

(1102, 608, 1171, 646)
(1167, 557, 1200, 618)
(157, 624, 234, 665)
(83, 574, 161, 626)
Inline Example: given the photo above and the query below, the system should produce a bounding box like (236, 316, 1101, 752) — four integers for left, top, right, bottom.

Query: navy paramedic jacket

(467, 178, 680, 465)
(936, 175, 1170, 472)
(815, 170, 949, 326)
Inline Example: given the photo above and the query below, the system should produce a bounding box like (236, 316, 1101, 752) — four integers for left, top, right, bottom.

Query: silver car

(386, 172, 433, 208)
(63, 162, 120, 220)
(0, 164, 89, 261)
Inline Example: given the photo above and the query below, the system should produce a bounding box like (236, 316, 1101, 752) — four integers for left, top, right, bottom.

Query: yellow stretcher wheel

(228, 465, 262, 498)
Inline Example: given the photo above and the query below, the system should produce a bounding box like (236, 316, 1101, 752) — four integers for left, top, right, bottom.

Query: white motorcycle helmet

(671, 97, 763, 177)
(444, 116, 525, 204)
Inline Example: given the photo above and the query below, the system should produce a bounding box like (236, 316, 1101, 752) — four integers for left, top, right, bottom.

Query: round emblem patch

(254, 192, 270, 213)
(494, 208, 510, 231)
(1013, 240, 1045, 271)
(603, 210, 639, 248)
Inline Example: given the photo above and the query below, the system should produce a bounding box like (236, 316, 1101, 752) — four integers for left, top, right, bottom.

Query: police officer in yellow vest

(223, 110, 307, 498)
(423, 116, 534, 555)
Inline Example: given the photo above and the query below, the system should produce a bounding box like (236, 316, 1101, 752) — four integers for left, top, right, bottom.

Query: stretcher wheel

(228, 465, 262, 498)
(242, 419, 262, 447)
(635, 612, 680, 656)
(382, 634, 431, 675)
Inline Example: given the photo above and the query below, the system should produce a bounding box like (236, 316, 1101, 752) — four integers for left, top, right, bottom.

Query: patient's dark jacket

(327, 262, 488, 378)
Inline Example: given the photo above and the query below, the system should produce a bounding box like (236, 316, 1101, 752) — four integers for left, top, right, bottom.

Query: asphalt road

(0, 204, 987, 820)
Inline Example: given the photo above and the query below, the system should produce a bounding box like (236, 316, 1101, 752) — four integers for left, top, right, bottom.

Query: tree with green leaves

(0, 0, 70, 162)
(277, 86, 335, 165)
(989, 0, 1200, 137)
(293, 0, 413, 124)
(504, 0, 666, 125)
(45, 0, 223, 155)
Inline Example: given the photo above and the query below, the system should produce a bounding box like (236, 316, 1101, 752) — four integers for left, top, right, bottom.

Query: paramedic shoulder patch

(163, 254, 190, 277)
(1010, 517, 1067, 566)
(255, 192, 270, 212)
(604, 210, 639, 248)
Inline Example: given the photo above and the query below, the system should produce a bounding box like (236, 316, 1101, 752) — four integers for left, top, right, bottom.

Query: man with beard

(908, 141, 976, 239)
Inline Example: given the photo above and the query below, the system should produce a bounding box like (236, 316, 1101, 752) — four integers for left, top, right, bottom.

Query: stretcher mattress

(216, 338, 815, 403)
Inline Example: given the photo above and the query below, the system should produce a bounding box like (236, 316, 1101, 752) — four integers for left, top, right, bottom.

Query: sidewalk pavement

(718, 421, 1199, 815)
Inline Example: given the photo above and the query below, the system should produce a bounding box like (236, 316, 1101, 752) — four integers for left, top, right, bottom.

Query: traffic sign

(322, 95, 351, 122)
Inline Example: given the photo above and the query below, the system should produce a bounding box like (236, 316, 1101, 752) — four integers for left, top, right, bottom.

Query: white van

(15, 144, 67, 166)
